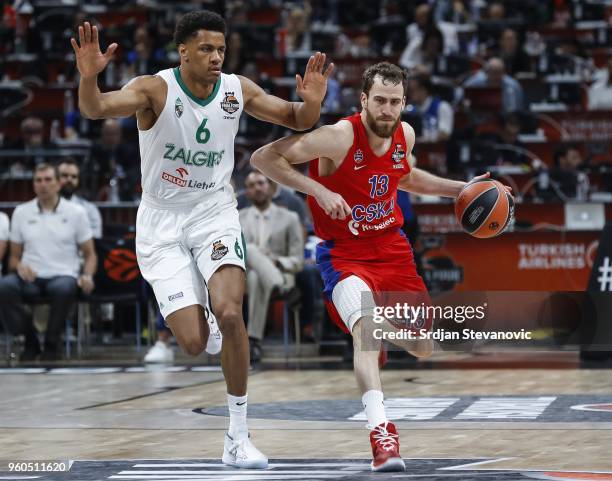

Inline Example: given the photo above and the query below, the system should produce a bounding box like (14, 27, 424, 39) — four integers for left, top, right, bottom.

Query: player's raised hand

(314, 185, 351, 220)
(296, 51, 334, 105)
(70, 22, 118, 79)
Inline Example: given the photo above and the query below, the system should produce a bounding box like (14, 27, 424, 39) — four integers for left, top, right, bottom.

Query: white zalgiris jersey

(139, 68, 243, 204)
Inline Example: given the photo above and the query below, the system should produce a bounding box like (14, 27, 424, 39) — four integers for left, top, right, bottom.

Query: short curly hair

(361, 62, 408, 96)
(173, 10, 226, 45)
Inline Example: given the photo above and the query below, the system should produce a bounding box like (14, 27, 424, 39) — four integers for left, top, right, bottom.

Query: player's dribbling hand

(70, 22, 118, 79)
(468, 171, 514, 201)
(296, 52, 334, 105)
(314, 186, 351, 220)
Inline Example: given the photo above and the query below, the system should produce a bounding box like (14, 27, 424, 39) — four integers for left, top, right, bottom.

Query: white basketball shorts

(136, 186, 246, 318)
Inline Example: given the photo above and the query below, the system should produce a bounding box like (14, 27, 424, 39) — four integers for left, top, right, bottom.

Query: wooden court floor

(1, 365, 611, 480)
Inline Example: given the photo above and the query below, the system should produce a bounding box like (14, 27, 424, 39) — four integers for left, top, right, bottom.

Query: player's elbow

(292, 122, 311, 132)
(293, 116, 317, 132)
(250, 147, 266, 170)
(78, 100, 103, 120)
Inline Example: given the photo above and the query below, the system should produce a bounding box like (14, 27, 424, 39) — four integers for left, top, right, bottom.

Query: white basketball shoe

(222, 433, 268, 469)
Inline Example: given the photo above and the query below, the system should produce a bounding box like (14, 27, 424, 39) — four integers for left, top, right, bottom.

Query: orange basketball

(455, 179, 514, 238)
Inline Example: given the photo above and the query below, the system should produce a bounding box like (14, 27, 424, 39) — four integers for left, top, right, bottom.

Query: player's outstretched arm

(251, 122, 352, 219)
(400, 170, 514, 198)
(399, 167, 466, 198)
(241, 52, 334, 131)
(71, 22, 155, 119)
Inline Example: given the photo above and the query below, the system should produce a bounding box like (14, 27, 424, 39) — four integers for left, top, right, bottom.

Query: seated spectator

(588, 58, 612, 111)
(434, 0, 472, 24)
(0, 164, 97, 361)
(497, 28, 532, 75)
(335, 31, 376, 58)
(239, 171, 304, 362)
(238, 177, 309, 225)
(405, 74, 454, 142)
(282, 6, 312, 56)
(405, 3, 459, 55)
(406, 3, 434, 46)
(487, 2, 506, 21)
(463, 57, 525, 112)
(90, 119, 140, 200)
(535, 145, 586, 201)
(125, 26, 166, 78)
(225, 32, 246, 75)
(6, 117, 57, 173)
(400, 26, 445, 73)
(477, 112, 529, 166)
(58, 158, 103, 239)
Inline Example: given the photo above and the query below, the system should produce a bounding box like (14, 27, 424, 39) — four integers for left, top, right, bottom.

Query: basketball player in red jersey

(252, 62, 511, 471)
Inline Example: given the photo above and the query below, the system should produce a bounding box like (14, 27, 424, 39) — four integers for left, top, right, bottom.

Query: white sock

(362, 390, 387, 428)
(227, 393, 248, 440)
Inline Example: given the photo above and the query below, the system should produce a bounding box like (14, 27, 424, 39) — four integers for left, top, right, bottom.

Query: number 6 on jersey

(196, 118, 211, 144)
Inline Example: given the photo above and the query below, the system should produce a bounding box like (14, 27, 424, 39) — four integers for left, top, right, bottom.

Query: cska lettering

(163, 143, 225, 167)
(351, 198, 395, 223)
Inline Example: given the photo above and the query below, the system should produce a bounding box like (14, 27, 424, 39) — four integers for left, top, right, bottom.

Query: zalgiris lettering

(163, 143, 225, 167)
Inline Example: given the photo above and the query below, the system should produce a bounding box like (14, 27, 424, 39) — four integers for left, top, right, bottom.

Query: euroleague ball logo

(104, 248, 140, 282)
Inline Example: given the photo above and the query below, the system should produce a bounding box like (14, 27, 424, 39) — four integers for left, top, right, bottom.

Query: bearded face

(361, 76, 405, 138)
(364, 105, 401, 138)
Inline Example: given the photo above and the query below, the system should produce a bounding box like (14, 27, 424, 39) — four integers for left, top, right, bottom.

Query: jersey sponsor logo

(348, 216, 397, 236)
(211, 240, 228, 261)
(351, 198, 395, 223)
(161, 169, 217, 191)
(362, 216, 396, 232)
(354, 149, 364, 163)
(161, 170, 187, 187)
(391, 143, 405, 162)
(175, 97, 184, 118)
(220, 91, 239, 114)
(354, 165, 366, 171)
(163, 142, 225, 168)
(168, 292, 184, 302)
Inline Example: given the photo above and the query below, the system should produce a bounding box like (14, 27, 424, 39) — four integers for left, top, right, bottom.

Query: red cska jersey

(308, 112, 411, 241)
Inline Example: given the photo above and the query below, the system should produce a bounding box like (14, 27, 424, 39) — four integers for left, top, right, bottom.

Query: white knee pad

(331, 275, 375, 332)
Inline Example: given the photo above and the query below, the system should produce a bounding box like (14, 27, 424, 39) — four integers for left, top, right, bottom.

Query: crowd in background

(0, 0, 610, 361)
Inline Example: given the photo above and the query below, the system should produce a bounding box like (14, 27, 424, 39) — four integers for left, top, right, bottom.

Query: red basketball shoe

(369, 421, 406, 472)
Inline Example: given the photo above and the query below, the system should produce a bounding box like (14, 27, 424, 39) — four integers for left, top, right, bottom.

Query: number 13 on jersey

(368, 175, 389, 198)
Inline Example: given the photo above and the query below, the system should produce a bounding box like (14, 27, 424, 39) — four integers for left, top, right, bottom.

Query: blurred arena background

(1, 0, 611, 364)
(0, 1, 611, 479)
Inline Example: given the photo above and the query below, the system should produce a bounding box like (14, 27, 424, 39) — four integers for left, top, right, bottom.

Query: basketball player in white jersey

(71, 11, 333, 468)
